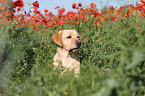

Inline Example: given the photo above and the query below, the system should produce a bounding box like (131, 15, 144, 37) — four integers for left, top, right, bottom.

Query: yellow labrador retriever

(52, 29, 82, 76)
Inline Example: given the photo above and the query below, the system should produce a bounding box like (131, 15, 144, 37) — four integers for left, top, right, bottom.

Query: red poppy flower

(78, 2, 82, 7)
(6, 10, 14, 19)
(142, 8, 145, 13)
(76, 21, 80, 24)
(42, 18, 48, 25)
(45, 13, 48, 16)
(58, 8, 65, 14)
(34, 10, 40, 14)
(116, 6, 123, 13)
(93, 11, 99, 17)
(121, 16, 125, 19)
(109, 6, 114, 9)
(136, 3, 143, 11)
(32, 1, 39, 9)
(72, 3, 77, 9)
(51, 21, 57, 25)
(95, 20, 99, 25)
(140, 0, 145, 3)
(76, 6, 79, 9)
(48, 12, 54, 21)
(103, 16, 108, 22)
(17, 7, 21, 12)
(21, 17, 25, 23)
(83, 18, 88, 22)
(25, 13, 30, 17)
(111, 16, 117, 21)
(55, 6, 60, 9)
(85, 37, 88, 42)
(109, 6, 115, 11)
(13, 0, 24, 8)
(29, 15, 35, 21)
(44, 9, 49, 13)
(80, 7, 84, 11)
(90, 3, 96, 8)
(47, 23, 52, 27)
(58, 21, 63, 25)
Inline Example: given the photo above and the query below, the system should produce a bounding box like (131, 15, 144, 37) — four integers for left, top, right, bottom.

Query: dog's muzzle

(69, 40, 82, 53)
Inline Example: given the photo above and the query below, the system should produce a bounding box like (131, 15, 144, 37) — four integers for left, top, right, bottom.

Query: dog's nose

(76, 40, 81, 47)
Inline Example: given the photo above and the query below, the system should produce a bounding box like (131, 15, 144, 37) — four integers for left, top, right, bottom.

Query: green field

(0, 1, 145, 96)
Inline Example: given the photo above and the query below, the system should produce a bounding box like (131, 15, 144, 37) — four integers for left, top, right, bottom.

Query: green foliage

(0, 14, 145, 96)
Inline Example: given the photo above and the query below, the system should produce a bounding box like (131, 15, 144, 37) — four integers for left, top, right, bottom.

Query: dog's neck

(57, 47, 78, 59)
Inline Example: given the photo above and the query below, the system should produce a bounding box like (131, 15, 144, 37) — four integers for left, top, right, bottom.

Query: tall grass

(0, 4, 145, 96)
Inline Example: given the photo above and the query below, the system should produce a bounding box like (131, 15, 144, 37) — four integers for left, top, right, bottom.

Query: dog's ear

(52, 31, 63, 47)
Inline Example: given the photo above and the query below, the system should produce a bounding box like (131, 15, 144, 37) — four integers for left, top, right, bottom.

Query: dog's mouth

(69, 45, 82, 53)
(69, 48, 80, 53)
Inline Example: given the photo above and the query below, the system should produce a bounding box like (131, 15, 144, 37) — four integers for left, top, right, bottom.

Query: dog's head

(52, 29, 82, 53)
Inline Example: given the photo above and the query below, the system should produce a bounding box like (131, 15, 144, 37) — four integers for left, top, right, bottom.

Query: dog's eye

(77, 36, 80, 38)
(67, 36, 71, 38)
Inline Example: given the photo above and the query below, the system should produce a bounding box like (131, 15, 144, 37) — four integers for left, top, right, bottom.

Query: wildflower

(68, 22, 72, 24)
(32, 1, 39, 9)
(109, 6, 114, 9)
(92, 11, 99, 17)
(80, 7, 84, 11)
(136, 3, 143, 11)
(90, 3, 96, 8)
(51, 21, 57, 25)
(103, 16, 108, 22)
(63, 14, 67, 20)
(35, 17, 42, 23)
(142, 9, 145, 14)
(49, 12, 54, 21)
(58, 21, 63, 25)
(116, 6, 123, 13)
(76, 21, 80, 24)
(83, 18, 88, 22)
(138, 13, 143, 17)
(42, 18, 48, 24)
(45, 13, 48, 16)
(6, 10, 14, 19)
(69, 17, 74, 21)
(55, 6, 60, 9)
(13, 0, 24, 8)
(17, 7, 21, 12)
(109, 6, 115, 12)
(44, 9, 49, 13)
(33, 10, 40, 14)
(78, 2, 82, 7)
(58, 8, 65, 14)
(111, 16, 117, 21)
(15, 21, 18, 25)
(47, 23, 52, 27)
(121, 16, 125, 19)
(21, 17, 25, 23)
(76, 6, 79, 9)
(85, 37, 88, 42)
(29, 15, 35, 21)
(72, 3, 77, 9)
(140, 0, 145, 3)
(101, 8, 105, 14)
